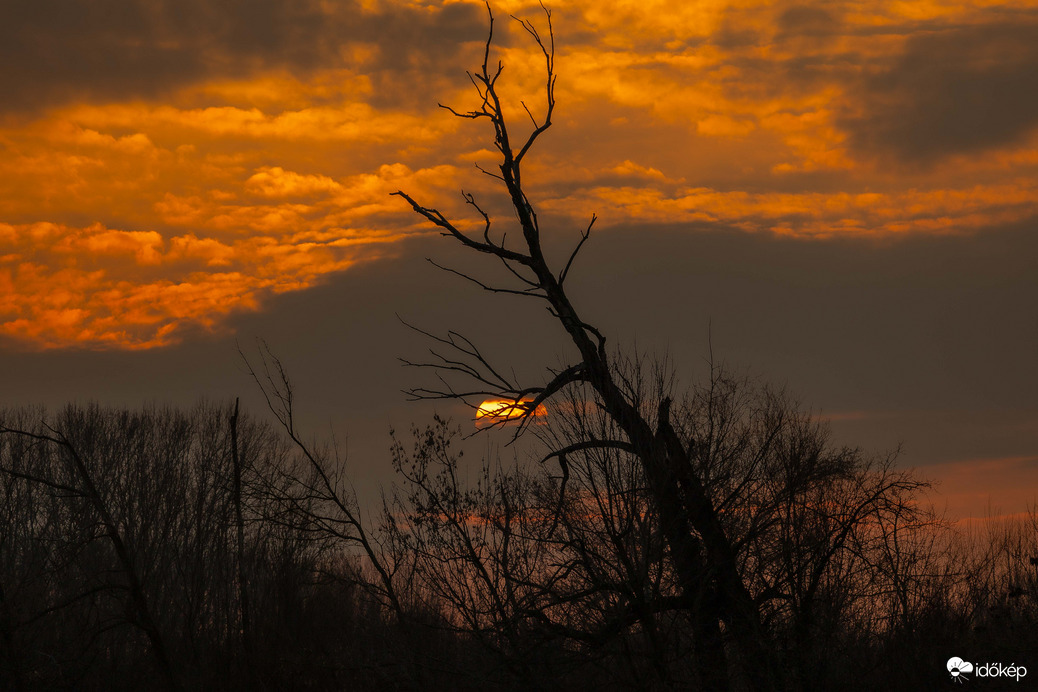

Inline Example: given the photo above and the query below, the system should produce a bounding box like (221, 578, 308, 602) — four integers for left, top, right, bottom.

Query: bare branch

(539, 438, 638, 464)
(511, 3, 555, 167)
(497, 250, 541, 288)
(240, 344, 406, 617)
(0, 459, 81, 496)
(392, 190, 533, 265)
(510, 363, 590, 438)
(426, 258, 544, 298)
(474, 161, 506, 182)
(559, 214, 596, 286)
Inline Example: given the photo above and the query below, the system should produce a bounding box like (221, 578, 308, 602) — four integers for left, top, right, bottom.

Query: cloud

(842, 19, 1038, 163)
(246, 167, 344, 198)
(0, 0, 486, 114)
(0, 221, 394, 349)
(3, 0, 1038, 350)
(536, 179, 1038, 237)
(775, 6, 839, 40)
(0, 152, 472, 350)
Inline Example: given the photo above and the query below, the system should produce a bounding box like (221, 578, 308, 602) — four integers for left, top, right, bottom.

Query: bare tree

(0, 408, 179, 689)
(382, 348, 944, 691)
(0, 402, 343, 690)
(392, 5, 778, 689)
(238, 342, 407, 619)
(386, 5, 964, 689)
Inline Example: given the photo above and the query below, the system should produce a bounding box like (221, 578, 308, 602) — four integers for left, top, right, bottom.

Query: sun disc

(475, 397, 547, 425)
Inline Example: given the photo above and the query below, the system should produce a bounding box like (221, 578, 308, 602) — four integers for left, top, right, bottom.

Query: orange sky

(3, 0, 1038, 349)
(2, 0, 1036, 521)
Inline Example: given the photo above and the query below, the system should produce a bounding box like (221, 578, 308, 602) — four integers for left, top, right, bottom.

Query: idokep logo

(947, 657, 1028, 684)
(948, 657, 974, 682)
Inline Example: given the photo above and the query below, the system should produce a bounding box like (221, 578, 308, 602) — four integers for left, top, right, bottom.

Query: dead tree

(393, 5, 776, 690)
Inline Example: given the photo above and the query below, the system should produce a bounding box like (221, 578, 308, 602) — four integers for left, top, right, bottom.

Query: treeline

(1, 370, 1035, 690)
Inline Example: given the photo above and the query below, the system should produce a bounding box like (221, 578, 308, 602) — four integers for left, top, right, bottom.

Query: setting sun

(475, 397, 548, 425)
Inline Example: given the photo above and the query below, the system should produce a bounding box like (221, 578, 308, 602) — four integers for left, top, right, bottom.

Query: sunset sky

(2, 0, 1036, 519)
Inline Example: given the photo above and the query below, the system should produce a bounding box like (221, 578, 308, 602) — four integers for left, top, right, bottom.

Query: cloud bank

(2, 0, 1037, 349)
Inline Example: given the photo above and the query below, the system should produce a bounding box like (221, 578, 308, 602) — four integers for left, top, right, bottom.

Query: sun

(475, 397, 547, 425)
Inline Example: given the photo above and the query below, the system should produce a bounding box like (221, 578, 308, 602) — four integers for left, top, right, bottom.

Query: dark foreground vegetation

(1, 388, 1036, 691)
(3, 5, 1035, 691)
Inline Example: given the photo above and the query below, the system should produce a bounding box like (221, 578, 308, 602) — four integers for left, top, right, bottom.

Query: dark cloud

(705, 4, 856, 101)
(1, 0, 486, 113)
(842, 20, 1038, 164)
(775, 5, 839, 40)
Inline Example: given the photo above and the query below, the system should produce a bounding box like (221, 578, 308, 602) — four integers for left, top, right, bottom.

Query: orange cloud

(2, 0, 1036, 349)
(245, 167, 344, 198)
(0, 222, 389, 349)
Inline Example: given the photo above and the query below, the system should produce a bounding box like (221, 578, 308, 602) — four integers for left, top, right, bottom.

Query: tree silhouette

(390, 6, 946, 690)
(393, 5, 778, 689)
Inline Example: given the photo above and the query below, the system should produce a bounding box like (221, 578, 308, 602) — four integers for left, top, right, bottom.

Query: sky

(1, 0, 1036, 519)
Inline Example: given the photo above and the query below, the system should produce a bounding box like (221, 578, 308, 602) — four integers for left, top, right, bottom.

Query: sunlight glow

(475, 398, 547, 425)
